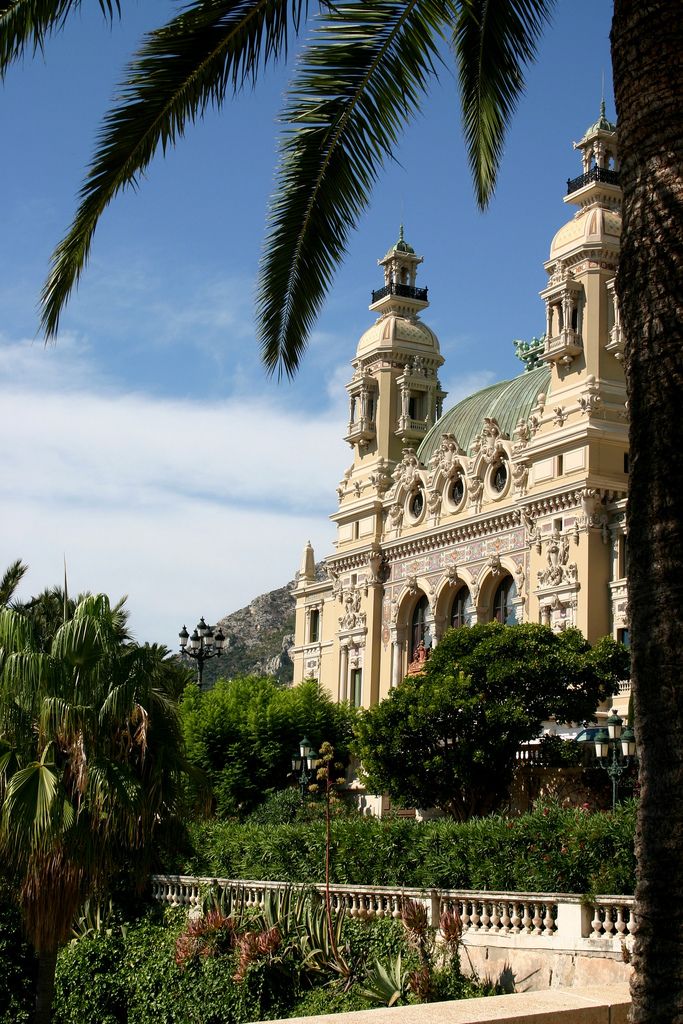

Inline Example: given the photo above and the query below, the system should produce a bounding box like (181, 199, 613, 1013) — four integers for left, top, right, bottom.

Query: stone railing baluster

(149, 876, 635, 959)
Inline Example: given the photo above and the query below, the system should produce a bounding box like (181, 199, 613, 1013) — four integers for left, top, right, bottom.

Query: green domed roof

(385, 224, 415, 257)
(417, 364, 551, 465)
(582, 99, 617, 138)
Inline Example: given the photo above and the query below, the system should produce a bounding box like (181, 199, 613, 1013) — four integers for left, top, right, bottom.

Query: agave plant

(202, 881, 249, 930)
(362, 953, 409, 1007)
(71, 896, 126, 942)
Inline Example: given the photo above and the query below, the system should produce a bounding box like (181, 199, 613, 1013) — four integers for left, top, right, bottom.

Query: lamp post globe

(594, 709, 637, 810)
(292, 736, 317, 799)
(178, 616, 225, 690)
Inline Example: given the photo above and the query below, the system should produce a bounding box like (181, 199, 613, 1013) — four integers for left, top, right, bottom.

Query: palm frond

(1, 651, 53, 710)
(87, 759, 142, 828)
(257, 0, 453, 378)
(40, 0, 310, 339)
(0, 606, 34, 653)
(0, 0, 120, 74)
(40, 694, 93, 746)
(0, 559, 28, 606)
(453, 0, 554, 209)
(51, 614, 104, 674)
(1, 753, 62, 852)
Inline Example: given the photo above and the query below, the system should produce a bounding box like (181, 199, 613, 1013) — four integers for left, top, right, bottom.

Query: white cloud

(0, 336, 345, 648)
(0, 331, 503, 652)
(4, 495, 333, 650)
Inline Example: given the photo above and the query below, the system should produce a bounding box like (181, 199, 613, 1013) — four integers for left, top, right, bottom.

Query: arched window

(493, 576, 516, 624)
(450, 587, 471, 629)
(411, 594, 430, 659)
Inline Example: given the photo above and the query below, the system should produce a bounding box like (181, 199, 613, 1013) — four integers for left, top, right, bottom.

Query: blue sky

(0, 0, 615, 647)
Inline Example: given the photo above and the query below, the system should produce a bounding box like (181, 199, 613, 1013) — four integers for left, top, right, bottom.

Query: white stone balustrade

(151, 875, 635, 956)
(589, 896, 636, 940)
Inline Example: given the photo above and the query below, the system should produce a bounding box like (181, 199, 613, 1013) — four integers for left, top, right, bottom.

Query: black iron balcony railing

(371, 282, 429, 303)
(566, 166, 620, 195)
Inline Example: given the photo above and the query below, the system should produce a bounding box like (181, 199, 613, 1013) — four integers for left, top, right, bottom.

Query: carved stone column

(391, 639, 403, 688)
(339, 644, 349, 702)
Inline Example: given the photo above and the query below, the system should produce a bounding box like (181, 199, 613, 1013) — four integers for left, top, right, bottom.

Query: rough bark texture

(611, 3, 683, 1021)
(34, 948, 58, 1024)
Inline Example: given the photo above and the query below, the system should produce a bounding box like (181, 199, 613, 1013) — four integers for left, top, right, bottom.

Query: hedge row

(183, 801, 637, 895)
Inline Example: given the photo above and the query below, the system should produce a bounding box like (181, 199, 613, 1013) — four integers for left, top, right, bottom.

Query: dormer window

(493, 461, 508, 493)
(450, 475, 465, 508)
(409, 487, 424, 519)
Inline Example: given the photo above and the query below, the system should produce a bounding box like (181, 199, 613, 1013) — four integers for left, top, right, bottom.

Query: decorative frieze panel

(536, 528, 578, 588)
(534, 527, 581, 633)
(391, 529, 526, 582)
(338, 586, 367, 631)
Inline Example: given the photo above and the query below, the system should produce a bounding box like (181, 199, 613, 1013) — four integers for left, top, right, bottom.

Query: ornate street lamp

(179, 617, 225, 690)
(591, 709, 637, 810)
(291, 736, 318, 799)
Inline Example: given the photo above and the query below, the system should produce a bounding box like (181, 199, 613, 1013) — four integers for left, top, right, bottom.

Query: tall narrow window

(309, 608, 320, 643)
(350, 668, 362, 707)
(450, 587, 471, 629)
(493, 576, 515, 624)
(411, 594, 429, 659)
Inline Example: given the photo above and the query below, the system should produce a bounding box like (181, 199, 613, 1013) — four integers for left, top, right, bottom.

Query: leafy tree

(180, 676, 356, 817)
(354, 623, 628, 821)
(0, 593, 189, 1024)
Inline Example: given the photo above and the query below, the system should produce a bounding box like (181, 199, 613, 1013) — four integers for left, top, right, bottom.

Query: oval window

(492, 461, 508, 493)
(450, 475, 465, 506)
(409, 489, 424, 518)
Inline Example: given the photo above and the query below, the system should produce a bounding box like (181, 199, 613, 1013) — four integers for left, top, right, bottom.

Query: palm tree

(0, 3, 681, 1020)
(0, 592, 187, 1024)
(0, 559, 28, 606)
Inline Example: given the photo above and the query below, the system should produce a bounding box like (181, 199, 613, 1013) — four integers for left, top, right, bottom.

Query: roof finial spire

(399, 223, 405, 243)
(600, 70, 606, 119)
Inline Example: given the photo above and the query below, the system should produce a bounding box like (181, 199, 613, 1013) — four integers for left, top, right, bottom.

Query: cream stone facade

(292, 109, 629, 719)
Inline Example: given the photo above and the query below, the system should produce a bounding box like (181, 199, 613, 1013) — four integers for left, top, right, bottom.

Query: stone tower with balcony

(344, 227, 445, 464)
(292, 108, 630, 727)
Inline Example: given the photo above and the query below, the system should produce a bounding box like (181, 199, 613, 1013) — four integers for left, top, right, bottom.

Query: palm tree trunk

(35, 948, 58, 1024)
(611, 3, 683, 1021)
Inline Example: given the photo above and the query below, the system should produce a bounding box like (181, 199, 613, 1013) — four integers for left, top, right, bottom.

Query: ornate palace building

(292, 108, 629, 717)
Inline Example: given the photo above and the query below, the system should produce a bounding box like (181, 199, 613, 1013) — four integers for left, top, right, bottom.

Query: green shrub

(288, 984, 373, 1016)
(180, 677, 357, 817)
(54, 908, 290, 1024)
(0, 881, 36, 1024)
(185, 800, 637, 894)
(54, 899, 486, 1022)
(243, 786, 361, 827)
